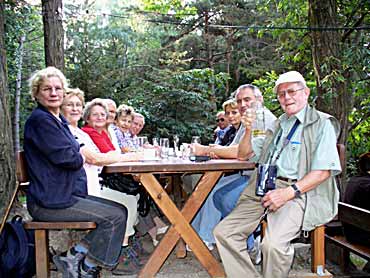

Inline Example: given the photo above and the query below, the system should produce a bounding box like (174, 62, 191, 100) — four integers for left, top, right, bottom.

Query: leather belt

(277, 176, 297, 183)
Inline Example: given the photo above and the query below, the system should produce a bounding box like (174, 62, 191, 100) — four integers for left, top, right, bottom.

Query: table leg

(172, 174, 187, 258)
(139, 172, 225, 278)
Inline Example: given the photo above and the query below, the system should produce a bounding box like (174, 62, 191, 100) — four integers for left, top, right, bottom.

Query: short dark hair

(359, 152, 370, 173)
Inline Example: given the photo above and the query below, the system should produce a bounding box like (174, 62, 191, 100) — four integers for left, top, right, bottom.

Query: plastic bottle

(252, 100, 265, 138)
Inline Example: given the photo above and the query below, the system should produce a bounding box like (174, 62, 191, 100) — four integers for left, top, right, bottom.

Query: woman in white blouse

(61, 89, 144, 275)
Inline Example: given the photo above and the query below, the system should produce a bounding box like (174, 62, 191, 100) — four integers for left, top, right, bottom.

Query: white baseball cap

(274, 71, 307, 93)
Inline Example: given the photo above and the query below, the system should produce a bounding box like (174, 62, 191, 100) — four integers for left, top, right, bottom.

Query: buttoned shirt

(254, 106, 341, 178)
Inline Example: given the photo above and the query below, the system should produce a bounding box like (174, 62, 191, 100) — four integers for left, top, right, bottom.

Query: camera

(255, 164, 277, 197)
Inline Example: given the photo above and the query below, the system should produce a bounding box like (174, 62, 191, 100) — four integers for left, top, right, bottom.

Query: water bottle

(252, 100, 265, 138)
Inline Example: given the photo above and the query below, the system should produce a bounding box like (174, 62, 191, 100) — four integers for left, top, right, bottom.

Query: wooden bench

(16, 151, 96, 278)
(325, 202, 370, 272)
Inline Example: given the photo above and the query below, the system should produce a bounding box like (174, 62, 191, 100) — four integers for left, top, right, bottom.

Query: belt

(277, 176, 297, 183)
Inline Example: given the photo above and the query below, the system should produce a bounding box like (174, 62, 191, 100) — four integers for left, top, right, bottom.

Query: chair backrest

(16, 151, 29, 185)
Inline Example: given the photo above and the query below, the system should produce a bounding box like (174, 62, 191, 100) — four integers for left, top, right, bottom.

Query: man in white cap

(214, 71, 342, 278)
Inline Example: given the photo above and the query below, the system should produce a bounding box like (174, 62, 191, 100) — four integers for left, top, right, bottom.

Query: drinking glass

(137, 137, 145, 149)
(160, 138, 170, 159)
(173, 134, 179, 153)
(152, 138, 160, 158)
(191, 136, 201, 144)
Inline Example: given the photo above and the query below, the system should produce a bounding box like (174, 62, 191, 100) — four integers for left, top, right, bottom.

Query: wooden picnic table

(104, 158, 255, 277)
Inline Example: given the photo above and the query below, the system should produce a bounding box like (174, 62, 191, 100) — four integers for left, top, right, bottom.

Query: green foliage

(119, 68, 228, 144)
(4, 1, 44, 143)
(3, 0, 369, 170)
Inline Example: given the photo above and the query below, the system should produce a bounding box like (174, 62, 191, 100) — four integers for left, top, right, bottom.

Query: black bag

(0, 215, 36, 278)
(100, 173, 140, 195)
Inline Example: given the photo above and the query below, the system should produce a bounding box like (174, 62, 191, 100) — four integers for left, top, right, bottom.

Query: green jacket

(257, 105, 341, 231)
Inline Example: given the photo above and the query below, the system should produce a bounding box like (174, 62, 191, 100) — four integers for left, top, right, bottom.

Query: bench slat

(338, 202, 370, 233)
(325, 234, 370, 260)
(24, 221, 96, 230)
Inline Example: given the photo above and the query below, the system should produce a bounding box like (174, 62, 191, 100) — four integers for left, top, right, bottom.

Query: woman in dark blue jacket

(24, 67, 129, 277)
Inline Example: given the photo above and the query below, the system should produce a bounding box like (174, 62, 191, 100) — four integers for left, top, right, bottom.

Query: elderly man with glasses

(214, 71, 342, 278)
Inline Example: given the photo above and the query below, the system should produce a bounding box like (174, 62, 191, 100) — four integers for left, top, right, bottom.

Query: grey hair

(102, 98, 117, 109)
(83, 98, 109, 122)
(234, 84, 262, 99)
(133, 112, 145, 125)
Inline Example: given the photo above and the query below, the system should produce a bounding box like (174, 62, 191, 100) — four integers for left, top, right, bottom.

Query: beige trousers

(213, 179, 305, 278)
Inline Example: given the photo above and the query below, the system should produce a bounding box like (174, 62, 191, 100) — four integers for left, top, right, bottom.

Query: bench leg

(339, 248, 350, 273)
(311, 225, 325, 275)
(35, 229, 50, 278)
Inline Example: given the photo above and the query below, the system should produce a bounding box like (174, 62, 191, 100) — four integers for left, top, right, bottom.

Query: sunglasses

(216, 118, 225, 122)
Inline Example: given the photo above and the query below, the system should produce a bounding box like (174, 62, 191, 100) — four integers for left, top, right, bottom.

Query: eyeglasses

(277, 87, 304, 99)
(216, 118, 225, 123)
(41, 86, 64, 94)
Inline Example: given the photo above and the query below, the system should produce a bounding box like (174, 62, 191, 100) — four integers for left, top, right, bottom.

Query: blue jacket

(24, 104, 87, 208)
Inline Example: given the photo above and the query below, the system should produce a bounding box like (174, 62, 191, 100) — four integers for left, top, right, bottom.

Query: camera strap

(269, 119, 300, 165)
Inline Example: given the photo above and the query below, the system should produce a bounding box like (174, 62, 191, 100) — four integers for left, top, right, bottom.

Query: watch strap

(291, 183, 301, 198)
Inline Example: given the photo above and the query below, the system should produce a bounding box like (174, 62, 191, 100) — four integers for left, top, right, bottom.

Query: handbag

(100, 173, 140, 196)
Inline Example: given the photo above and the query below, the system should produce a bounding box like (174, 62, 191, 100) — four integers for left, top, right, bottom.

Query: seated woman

(78, 98, 146, 274)
(189, 99, 244, 250)
(103, 98, 120, 150)
(219, 99, 242, 146)
(111, 104, 138, 153)
(24, 67, 127, 277)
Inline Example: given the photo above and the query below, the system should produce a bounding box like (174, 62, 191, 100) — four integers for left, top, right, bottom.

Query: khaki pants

(213, 179, 305, 278)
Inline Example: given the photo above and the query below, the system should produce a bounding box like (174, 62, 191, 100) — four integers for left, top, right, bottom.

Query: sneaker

(53, 252, 84, 278)
(156, 225, 169, 235)
(152, 238, 159, 246)
(111, 247, 140, 275)
(186, 240, 214, 252)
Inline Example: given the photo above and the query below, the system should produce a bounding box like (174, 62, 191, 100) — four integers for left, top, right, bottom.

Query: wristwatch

(291, 183, 301, 198)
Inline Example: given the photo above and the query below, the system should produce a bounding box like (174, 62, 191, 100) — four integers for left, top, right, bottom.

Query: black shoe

(78, 259, 101, 278)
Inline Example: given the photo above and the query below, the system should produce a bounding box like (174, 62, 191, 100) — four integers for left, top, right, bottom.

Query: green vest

(256, 105, 341, 231)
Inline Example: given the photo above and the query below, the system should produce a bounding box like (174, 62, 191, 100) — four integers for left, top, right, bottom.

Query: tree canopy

(3, 0, 370, 169)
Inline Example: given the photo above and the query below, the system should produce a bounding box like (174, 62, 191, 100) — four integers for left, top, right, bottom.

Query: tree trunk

(0, 1, 16, 231)
(13, 35, 25, 153)
(42, 0, 65, 70)
(308, 0, 350, 197)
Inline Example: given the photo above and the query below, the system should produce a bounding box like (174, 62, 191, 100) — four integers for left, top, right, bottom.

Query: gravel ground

(49, 234, 370, 278)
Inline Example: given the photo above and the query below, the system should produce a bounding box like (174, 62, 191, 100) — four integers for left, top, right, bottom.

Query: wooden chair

(16, 151, 96, 278)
